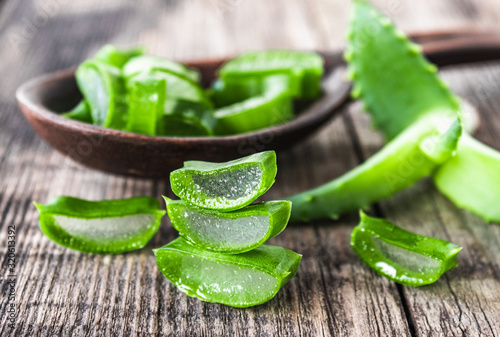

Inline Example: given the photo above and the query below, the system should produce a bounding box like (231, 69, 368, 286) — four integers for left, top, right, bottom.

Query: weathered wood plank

(1, 0, 500, 336)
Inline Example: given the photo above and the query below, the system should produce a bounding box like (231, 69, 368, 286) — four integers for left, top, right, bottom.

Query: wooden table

(1, 0, 500, 336)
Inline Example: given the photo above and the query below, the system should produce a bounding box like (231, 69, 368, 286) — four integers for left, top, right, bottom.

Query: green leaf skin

(160, 100, 216, 137)
(126, 73, 167, 135)
(123, 55, 201, 83)
(153, 237, 302, 308)
(219, 50, 324, 99)
(164, 197, 291, 253)
(61, 100, 92, 123)
(213, 74, 294, 135)
(434, 134, 500, 222)
(75, 60, 128, 129)
(288, 116, 462, 222)
(345, 0, 460, 140)
(94, 45, 145, 69)
(170, 151, 277, 211)
(34, 196, 165, 254)
(351, 211, 462, 286)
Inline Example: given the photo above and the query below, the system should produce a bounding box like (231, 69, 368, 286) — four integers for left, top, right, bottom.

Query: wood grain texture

(1, 0, 500, 336)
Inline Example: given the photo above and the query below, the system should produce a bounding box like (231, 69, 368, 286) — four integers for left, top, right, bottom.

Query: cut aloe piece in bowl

(34, 196, 165, 254)
(153, 237, 302, 307)
(219, 50, 324, 98)
(164, 197, 291, 253)
(351, 212, 462, 286)
(170, 151, 277, 211)
(126, 73, 167, 135)
(75, 60, 128, 129)
(94, 44, 145, 69)
(123, 55, 201, 83)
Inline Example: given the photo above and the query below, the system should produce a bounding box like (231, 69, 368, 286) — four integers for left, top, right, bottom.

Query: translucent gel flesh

(182, 211, 269, 249)
(53, 214, 156, 241)
(173, 253, 278, 306)
(372, 235, 442, 276)
(180, 165, 262, 208)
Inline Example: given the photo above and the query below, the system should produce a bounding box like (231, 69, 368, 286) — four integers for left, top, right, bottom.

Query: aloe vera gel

(35, 196, 165, 254)
(351, 212, 461, 286)
(156, 151, 302, 307)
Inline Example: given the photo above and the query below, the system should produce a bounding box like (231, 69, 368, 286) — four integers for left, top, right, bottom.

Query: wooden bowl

(16, 55, 351, 178)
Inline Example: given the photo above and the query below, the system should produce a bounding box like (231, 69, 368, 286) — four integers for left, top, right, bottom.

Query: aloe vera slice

(151, 71, 211, 109)
(75, 60, 128, 129)
(123, 55, 200, 83)
(126, 73, 166, 135)
(61, 100, 92, 123)
(160, 100, 215, 136)
(213, 74, 294, 135)
(153, 237, 301, 307)
(94, 44, 145, 69)
(434, 134, 500, 222)
(164, 197, 291, 253)
(219, 50, 323, 98)
(34, 196, 165, 254)
(288, 115, 462, 222)
(351, 212, 462, 286)
(170, 151, 277, 211)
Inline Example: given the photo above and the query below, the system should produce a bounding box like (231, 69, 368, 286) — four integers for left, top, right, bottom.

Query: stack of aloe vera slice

(154, 151, 302, 307)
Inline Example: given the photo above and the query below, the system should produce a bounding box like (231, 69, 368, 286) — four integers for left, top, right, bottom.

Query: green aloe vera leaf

(347, 0, 500, 223)
(159, 100, 215, 137)
(288, 116, 462, 222)
(351, 211, 462, 286)
(75, 60, 128, 129)
(34, 196, 165, 254)
(219, 50, 324, 98)
(164, 197, 291, 253)
(345, 0, 460, 140)
(61, 100, 92, 123)
(433, 133, 500, 222)
(170, 151, 277, 211)
(153, 237, 302, 307)
(123, 55, 201, 83)
(126, 73, 167, 135)
(94, 44, 145, 69)
(213, 74, 294, 135)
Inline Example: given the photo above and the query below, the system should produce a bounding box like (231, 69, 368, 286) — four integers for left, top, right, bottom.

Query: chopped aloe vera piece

(213, 74, 294, 135)
(75, 60, 128, 129)
(153, 237, 301, 307)
(345, 0, 460, 140)
(61, 100, 92, 123)
(289, 115, 462, 222)
(434, 134, 500, 222)
(219, 50, 324, 98)
(34, 196, 165, 254)
(123, 55, 200, 83)
(94, 44, 145, 69)
(159, 100, 215, 136)
(164, 197, 291, 253)
(170, 151, 277, 211)
(209, 78, 262, 108)
(351, 212, 462, 286)
(126, 73, 166, 135)
(150, 71, 211, 109)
